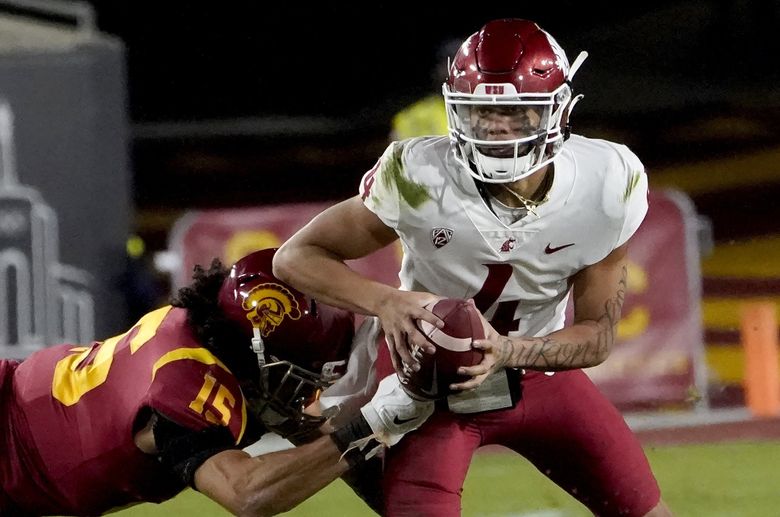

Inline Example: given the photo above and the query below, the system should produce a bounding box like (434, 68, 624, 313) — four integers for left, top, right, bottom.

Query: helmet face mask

(470, 105, 545, 155)
(249, 358, 342, 440)
(443, 19, 585, 184)
(217, 248, 354, 438)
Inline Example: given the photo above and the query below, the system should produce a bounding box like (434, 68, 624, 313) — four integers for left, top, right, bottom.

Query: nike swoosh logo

(545, 242, 575, 254)
(393, 415, 417, 425)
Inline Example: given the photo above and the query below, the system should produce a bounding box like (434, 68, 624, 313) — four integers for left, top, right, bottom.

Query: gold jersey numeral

(51, 307, 171, 406)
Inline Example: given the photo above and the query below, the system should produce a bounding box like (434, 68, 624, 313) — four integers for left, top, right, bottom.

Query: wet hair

(171, 259, 257, 380)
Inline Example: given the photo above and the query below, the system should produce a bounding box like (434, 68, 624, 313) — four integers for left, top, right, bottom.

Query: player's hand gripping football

(375, 289, 443, 373)
(360, 374, 435, 446)
(449, 315, 511, 391)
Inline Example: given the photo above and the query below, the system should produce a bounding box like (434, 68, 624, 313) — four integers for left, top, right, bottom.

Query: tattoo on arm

(507, 265, 628, 370)
(491, 338, 515, 372)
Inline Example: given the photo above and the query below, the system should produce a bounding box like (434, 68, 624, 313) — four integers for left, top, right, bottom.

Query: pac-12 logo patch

(431, 227, 453, 249)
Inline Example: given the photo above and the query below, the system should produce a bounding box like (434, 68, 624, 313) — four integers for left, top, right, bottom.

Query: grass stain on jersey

(379, 142, 431, 208)
(623, 170, 642, 202)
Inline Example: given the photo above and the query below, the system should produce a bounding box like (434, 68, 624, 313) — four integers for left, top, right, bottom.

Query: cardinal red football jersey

(0, 306, 248, 515)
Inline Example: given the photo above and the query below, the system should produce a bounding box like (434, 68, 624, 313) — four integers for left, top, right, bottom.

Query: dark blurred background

(86, 1, 780, 249)
(90, 2, 777, 407)
(0, 1, 777, 391)
(0, 0, 775, 415)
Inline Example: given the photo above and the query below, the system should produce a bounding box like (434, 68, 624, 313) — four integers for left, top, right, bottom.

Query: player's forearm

(273, 243, 395, 316)
(241, 438, 348, 516)
(500, 259, 626, 371)
(501, 320, 613, 370)
(198, 440, 349, 516)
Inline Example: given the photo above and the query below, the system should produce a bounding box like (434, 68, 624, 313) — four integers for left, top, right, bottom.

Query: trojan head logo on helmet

(218, 248, 354, 439)
(444, 18, 588, 183)
(242, 283, 302, 337)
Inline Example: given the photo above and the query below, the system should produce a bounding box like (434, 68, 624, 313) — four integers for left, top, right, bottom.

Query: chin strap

(562, 94, 584, 141)
(251, 328, 266, 367)
(251, 328, 270, 393)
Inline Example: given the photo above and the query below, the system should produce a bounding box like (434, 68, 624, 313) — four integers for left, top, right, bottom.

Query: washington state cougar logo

(431, 227, 454, 249)
(499, 237, 516, 253)
(242, 283, 302, 336)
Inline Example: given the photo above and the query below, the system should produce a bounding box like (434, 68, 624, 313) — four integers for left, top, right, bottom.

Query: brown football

(399, 298, 485, 399)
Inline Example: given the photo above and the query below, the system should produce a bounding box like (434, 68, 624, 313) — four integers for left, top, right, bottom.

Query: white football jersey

(360, 135, 648, 337)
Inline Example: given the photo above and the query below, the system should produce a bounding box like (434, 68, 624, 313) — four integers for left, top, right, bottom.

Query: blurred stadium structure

(0, 1, 779, 513)
(0, 0, 131, 347)
(0, 100, 94, 358)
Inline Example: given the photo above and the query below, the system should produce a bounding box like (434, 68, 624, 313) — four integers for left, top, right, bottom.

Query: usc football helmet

(444, 18, 588, 183)
(218, 248, 354, 439)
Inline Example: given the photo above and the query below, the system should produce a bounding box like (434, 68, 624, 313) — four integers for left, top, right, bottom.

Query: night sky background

(84, 1, 780, 248)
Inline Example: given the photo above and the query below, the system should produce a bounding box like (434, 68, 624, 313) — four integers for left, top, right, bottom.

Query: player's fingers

(385, 334, 405, 373)
(449, 373, 487, 391)
(471, 339, 493, 351)
(412, 307, 445, 330)
(397, 360, 414, 382)
(457, 363, 491, 377)
(394, 332, 420, 371)
(415, 339, 436, 355)
(406, 321, 436, 354)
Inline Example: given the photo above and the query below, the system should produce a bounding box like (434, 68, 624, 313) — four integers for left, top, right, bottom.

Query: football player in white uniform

(276, 18, 672, 517)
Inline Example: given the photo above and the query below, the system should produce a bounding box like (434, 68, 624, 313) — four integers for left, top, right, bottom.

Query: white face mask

(444, 82, 569, 183)
(443, 51, 589, 184)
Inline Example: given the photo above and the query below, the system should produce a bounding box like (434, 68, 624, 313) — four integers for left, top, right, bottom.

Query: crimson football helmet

(444, 19, 588, 183)
(218, 248, 354, 438)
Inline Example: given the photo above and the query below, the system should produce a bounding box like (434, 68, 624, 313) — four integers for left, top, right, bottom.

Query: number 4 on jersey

(472, 264, 521, 335)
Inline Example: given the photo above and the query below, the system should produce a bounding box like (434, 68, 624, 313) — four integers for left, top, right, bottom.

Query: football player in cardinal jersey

(0, 248, 433, 516)
(275, 18, 672, 517)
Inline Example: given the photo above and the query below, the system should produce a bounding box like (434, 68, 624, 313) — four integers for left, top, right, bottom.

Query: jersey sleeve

(614, 144, 649, 247)
(146, 348, 248, 445)
(359, 141, 405, 229)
